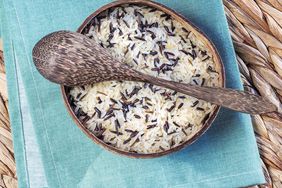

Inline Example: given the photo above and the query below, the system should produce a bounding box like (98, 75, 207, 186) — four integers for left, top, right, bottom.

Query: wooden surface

(0, 0, 282, 187)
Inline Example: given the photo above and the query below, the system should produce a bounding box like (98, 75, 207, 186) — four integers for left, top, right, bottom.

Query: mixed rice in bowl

(63, 1, 224, 157)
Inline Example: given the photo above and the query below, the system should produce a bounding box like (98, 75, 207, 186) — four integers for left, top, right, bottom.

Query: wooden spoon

(32, 31, 277, 114)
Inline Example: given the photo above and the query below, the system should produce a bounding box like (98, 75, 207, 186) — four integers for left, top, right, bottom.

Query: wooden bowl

(61, 0, 225, 158)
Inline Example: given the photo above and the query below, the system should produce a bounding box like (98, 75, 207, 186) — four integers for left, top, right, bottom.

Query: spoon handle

(141, 74, 276, 114)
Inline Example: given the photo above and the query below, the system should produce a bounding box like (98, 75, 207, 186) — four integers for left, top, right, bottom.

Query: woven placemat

(0, 38, 17, 188)
(0, 0, 281, 187)
(224, 0, 282, 187)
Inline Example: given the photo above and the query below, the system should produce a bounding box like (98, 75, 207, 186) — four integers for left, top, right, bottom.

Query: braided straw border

(224, 0, 282, 187)
(0, 39, 17, 188)
(0, 0, 281, 187)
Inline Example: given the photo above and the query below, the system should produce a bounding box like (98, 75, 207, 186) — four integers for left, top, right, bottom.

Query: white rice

(69, 5, 220, 154)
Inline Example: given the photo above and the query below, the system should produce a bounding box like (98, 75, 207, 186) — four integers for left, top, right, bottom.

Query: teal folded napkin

(1, 0, 265, 187)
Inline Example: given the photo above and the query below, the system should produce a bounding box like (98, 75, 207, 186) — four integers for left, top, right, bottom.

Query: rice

(69, 5, 220, 154)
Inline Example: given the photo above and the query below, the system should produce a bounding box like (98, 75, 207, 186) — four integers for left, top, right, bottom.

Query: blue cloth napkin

(1, 0, 265, 187)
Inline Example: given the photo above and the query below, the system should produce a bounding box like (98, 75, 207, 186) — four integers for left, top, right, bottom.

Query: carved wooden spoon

(32, 31, 277, 114)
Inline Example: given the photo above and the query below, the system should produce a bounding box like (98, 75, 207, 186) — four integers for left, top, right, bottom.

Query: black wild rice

(94, 107, 102, 118)
(178, 103, 184, 109)
(191, 100, 199, 107)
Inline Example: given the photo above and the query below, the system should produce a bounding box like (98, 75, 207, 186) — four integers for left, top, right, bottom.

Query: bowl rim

(60, 0, 226, 158)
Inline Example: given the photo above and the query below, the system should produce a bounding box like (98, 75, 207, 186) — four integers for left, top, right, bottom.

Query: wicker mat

(0, 0, 281, 187)
(0, 39, 17, 188)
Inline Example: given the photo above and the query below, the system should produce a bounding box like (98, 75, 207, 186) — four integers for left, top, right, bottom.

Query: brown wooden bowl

(61, 0, 225, 158)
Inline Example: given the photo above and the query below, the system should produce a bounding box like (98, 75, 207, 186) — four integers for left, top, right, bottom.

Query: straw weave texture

(0, 0, 281, 187)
